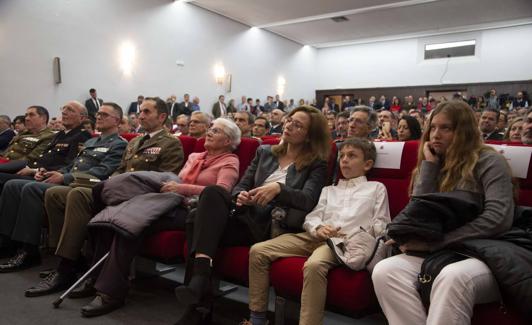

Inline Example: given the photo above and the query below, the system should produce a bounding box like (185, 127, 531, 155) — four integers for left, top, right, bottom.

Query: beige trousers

(372, 254, 500, 325)
(45, 186, 94, 260)
(248, 232, 339, 325)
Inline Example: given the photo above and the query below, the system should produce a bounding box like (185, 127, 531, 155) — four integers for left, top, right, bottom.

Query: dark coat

(232, 145, 327, 240)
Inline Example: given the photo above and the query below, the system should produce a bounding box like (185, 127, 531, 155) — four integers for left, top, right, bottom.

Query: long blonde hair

(271, 106, 331, 170)
(410, 100, 495, 193)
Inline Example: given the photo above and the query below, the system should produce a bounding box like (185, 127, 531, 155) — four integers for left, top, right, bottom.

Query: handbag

(417, 249, 468, 311)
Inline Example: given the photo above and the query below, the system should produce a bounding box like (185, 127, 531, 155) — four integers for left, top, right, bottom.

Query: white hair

(213, 117, 241, 150)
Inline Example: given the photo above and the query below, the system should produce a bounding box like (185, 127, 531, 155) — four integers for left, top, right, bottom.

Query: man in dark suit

(128, 95, 144, 115)
(177, 93, 193, 117)
(479, 109, 503, 140)
(274, 94, 285, 111)
(374, 95, 390, 110)
(0, 115, 15, 152)
(84, 89, 103, 121)
(212, 95, 227, 118)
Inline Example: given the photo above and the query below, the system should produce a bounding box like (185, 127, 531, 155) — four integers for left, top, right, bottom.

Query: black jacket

(232, 145, 327, 240)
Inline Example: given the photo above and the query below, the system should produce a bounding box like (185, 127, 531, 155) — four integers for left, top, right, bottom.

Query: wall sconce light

(214, 63, 226, 85)
(277, 76, 286, 96)
(119, 41, 136, 76)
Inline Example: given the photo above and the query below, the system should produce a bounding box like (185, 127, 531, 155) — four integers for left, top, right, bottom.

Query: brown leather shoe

(25, 270, 75, 297)
(81, 293, 124, 317)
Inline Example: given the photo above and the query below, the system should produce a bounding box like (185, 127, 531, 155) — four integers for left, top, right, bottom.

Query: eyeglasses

(208, 127, 225, 135)
(284, 117, 306, 132)
(189, 120, 205, 125)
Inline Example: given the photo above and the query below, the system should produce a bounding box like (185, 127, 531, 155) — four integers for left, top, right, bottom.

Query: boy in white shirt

(243, 138, 390, 325)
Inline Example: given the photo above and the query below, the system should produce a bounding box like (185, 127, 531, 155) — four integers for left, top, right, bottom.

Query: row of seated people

(0, 99, 531, 324)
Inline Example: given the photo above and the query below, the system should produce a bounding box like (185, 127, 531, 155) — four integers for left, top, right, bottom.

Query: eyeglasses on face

(284, 117, 306, 131)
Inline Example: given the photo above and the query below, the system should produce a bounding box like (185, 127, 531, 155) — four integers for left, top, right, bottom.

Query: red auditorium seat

(140, 137, 260, 263)
(120, 132, 141, 142)
(270, 140, 419, 316)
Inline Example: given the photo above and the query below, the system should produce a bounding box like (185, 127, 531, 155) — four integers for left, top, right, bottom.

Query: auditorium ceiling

(190, 0, 532, 47)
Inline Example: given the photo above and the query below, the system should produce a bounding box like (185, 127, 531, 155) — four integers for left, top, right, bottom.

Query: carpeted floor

(0, 254, 386, 325)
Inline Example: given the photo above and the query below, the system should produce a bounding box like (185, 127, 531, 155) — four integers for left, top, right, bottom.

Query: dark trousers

(187, 186, 256, 258)
(0, 172, 32, 193)
(89, 207, 188, 299)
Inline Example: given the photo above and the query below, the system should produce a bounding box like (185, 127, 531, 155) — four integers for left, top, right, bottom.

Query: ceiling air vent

(331, 16, 349, 23)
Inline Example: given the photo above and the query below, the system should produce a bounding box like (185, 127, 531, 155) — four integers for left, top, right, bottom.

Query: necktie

(138, 134, 150, 147)
(94, 99, 100, 109)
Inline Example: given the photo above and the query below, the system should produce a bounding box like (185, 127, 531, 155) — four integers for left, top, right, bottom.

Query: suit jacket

(269, 124, 283, 135)
(374, 100, 391, 110)
(128, 102, 141, 115)
(177, 101, 193, 116)
(484, 132, 504, 141)
(274, 100, 285, 111)
(85, 98, 104, 118)
(0, 129, 16, 152)
(167, 102, 180, 119)
(212, 102, 227, 118)
(232, 145, 327, 240)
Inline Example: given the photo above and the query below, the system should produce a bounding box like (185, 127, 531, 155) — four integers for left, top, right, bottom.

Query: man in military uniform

(0, 105, 54, 171)
(29, 97, 183, 299)
(0, 101, 111, 271)
(0, 102, 92, 192)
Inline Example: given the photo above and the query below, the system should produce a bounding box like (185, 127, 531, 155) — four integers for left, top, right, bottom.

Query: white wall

(0, 0, 317, 118)
(316, 24, 532, 90)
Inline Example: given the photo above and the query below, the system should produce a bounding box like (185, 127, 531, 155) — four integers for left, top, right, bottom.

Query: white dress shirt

(303, 176, 390, 238)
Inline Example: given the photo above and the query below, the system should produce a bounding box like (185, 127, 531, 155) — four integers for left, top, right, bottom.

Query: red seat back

(120, 133, 141, 142)
(177, 135, 197, 166)
(233, 138, 261, 178)
(366, 140, 420, 218)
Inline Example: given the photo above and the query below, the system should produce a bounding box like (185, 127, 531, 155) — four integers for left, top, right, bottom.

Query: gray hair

(191, 111, 212, 125)
(351, 105, 378, 130)
(0, 115, 11, 124)
(213, 117, 241, 150)
(68, 100, 88, 117)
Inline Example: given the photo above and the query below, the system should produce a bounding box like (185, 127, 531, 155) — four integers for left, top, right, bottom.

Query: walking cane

(52, 252, 110, 308)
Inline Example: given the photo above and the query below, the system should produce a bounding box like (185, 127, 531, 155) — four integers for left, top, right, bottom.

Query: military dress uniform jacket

(1, 127, 55, 162)
(115, 129, 184, 175)
(29, 125, 92, 171)
(59, 133, 128, 185)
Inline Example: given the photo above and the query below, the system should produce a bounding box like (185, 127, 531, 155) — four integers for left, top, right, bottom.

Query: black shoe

(81, 293, 124, 318)
(0, 250, 41, 273)
(174, 258, 212, 306)
(68, 277, 96, 299)
(25, 270, 75, 297)
(0, 246, 16, 259)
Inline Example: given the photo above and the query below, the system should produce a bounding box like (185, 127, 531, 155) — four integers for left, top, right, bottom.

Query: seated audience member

(269, 109, 285, 135)
(118, 116, 130, 134)
(244, 138, 390, 325)
(82, 119, 95, 134)
(325, 111, 337, 135)
(252, 116, 270, 138)
(333, 111, 349, 140)
(479, 108, 503, 140)
(510, 91, 528, 110)
(188, 111, 210, 139)
(390, 96, 401, 112)
(401, 95, 416, 111)
(367, 96, 376, 109)
(397, 116, 422, 141)
(504, 117, 524, 142)
(348, 106, 378, 139)
(191, 96, 200, 112)
(174, 106, 330, 323)
(234, 111, 254, 138)
(37, 97, 183, 300)
(522, 108, 532, 144)
(286, 99, 296, 113)
(409, 109, 425, 130)
(77, 118, 241, 317)
(12, 115, 26, 134)
(128, 113, 142, 133)
(175, 114, 190, 136)
(298, 99, 305, 106)
(374, 95, 390, 111)
(0, 115, 16, 152)
(0, 104, 126, 274)
(252, 99, 263, 116)
(486, 88, 500, 110)
(372, 100, 517, 325)
(497, 110, 508, 132)
(375, 110, 398, 140)
(0, 103, 91, 190)
(0, 106, 54, 166)
(263, 96, 275, 113)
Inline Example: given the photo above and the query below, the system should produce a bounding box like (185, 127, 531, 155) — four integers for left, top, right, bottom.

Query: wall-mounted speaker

(53, 57, 62, 84)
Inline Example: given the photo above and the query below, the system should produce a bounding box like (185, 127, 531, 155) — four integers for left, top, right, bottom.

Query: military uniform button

(39, 154, 43, 157)
(79, 159, 83, 163)
(48, 150, 52, 153)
